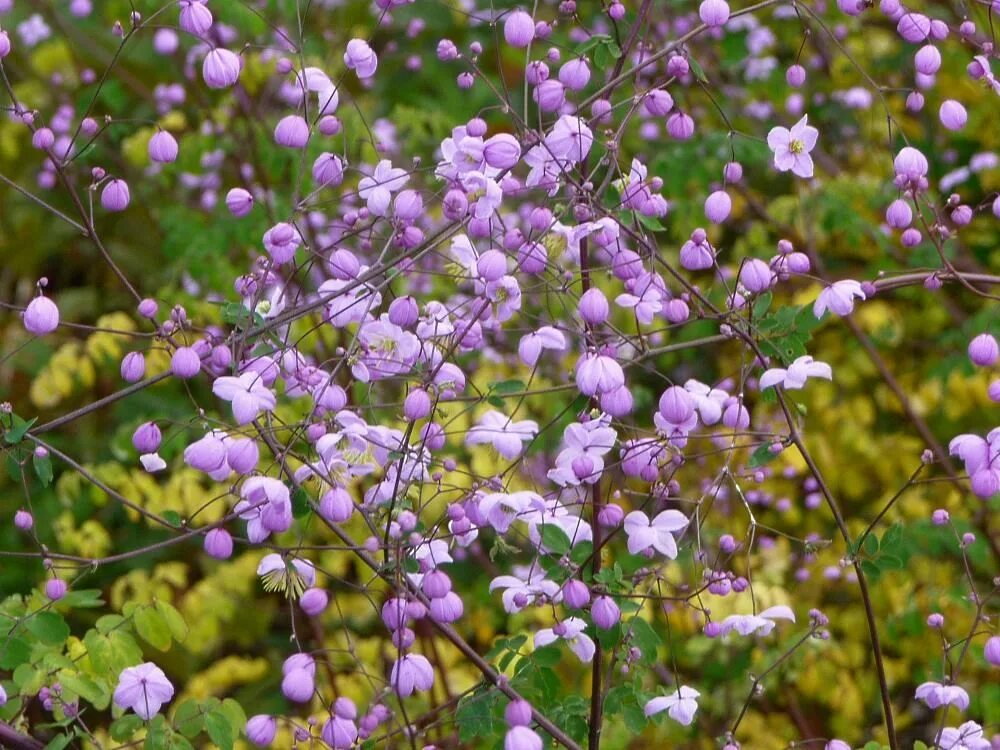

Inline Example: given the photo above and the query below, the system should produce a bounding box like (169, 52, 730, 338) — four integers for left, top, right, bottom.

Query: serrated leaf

(531, 645, 563, 667)
(134, 606, 172, 651)
(58, 671, 109, 709)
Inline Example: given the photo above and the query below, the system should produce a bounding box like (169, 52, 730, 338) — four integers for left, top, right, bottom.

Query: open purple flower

(644, 685, 700, 725)
(767, 115, 818, 178)
(113, 662, 174, 719)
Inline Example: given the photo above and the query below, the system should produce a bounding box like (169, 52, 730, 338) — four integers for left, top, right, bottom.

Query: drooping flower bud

(202, 48, 241, 89)
(204, 528, 234, 560)
(101, 178, 130, 211)
(23, 295, 60, 335)
(504, 10, 535, 47)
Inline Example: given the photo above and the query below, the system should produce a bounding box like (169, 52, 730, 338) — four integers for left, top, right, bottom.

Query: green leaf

(748, 442, 779, 468)
(687, 56, 709, 83)
(752, 291, 773, 318)
(134, 606, 172, 651)
(623, 702, 647, 734)
(219, 698, 247, 735)
(25, 612, 70, 645)
(861, 533, 879, 557)
(161, 511, 182, 528)
(44, 733, 73, 750)
(172, 700, 205, 738)
(60, 588, 104, 609)
(291, 487, 311, 518)
(539, 524, 572, 555)
(569, 541, 594, 566)
(628, 618, 662, 664)
(531, 645, 563, 667)
(59, 671, 109, 709)
(489, 379, 526, 397)
(111, 713, 144, 741)
(0, 637, 32, 669)
(155, 601, 188, 643)
(95, 614, 126, 634)
(4, 415, 38, 445)
(205, 710, 235, 750)
(33, 452, 53, 486)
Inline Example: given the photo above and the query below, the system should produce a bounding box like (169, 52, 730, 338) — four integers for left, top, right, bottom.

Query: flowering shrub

(0, 0, 998, 749)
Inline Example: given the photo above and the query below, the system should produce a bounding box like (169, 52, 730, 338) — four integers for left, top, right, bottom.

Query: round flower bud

(226, 438, 259, 475)
(300, 588, 329, 616)
(643, 89, 674, 117)
(951, 205, 973, 226)
(926, 613, 944, 628)
(932, 509, 950, 525)
(23, 296, 60, 335)
(905, 91, 924, 113)
(504, 10, 535, 47)
(246, 715, 277, 746)
(132, 422, 161, 453)
(914, 44, 941, 75)
(739, 258, 773, 293)
(505, 700, 533, 728)
(403, 388, 432, 421)
(704, 190, 732, 224)
(483, 134, 522, 170)
(477, 249, 507, 281)
(148, 130, 178, 163)
(900, 228, 921, 247)
(988, 379, 1000, 403)
(281, 668, 315, 703)
(939, 100, 967, 131)
(894, 146, 928, 180)
(313, 153, 344, 187)
(274, 115, 309, 148)
(578, 288, 610, 326)
(659, 385, 695, 424)
(785, 64, 806, 87)
(598, 503, 624, 527)
(985, 636, 1000, 667)
(558, 58, 591, 90)
(202, 48, 241, 89)
(666, 112, 695, 140)
(968, 333, 999, 367)
(0, 31, 10, 58)
(32, 128, 55, 150)
(101, 178, 130, 211)
(14, 509, 34, 531)
(723, 161, 743, 183)
(320, 487, 354, 524)
(45, 579, 68, 601)
(699, 0, 730, 26)
(533, 79, 565, 112)
(897, 12, 931, 43)
(171, 346, 201, 379)
(179, 1, 213, 35)
(591, 595, 621, 629)
(562, 579, 590, 609)
(885, 198, 912, 228)
(120, 351, 146, 383)
(225, 187, 253, 217)
(204, 528, 233, 559)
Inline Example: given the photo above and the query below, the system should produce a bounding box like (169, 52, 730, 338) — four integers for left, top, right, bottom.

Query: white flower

(534, 616, 595, 662)
(623, 510, 689, 557)
(759, 355, 833, 390)
(466, 411, 539, 459)
(718, 605, 795, 636)
(644, 685, 700, 726)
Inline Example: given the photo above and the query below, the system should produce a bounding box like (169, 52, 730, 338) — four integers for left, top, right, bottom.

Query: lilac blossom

(623, 510, 689, 557)
(534, 617, 596, 662)
(644, 686, 700, 725)
(759, 356, 833, 390)
(466, 411, 539, 459)
(767, 115, 819, 178)
(212, 373, 277, 424)
(717, 605, 796, 636)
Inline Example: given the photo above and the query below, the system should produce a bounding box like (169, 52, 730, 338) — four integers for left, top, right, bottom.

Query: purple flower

(344, 39, 378, 79)
(113, 662, 174, 719)
(939, 100, 968, 131)
(466, 411, 539, 459)
(575, 353, 625, 396)
(246, 715, 276, 746)
(704, 190, 732, 223)
(483, 133, 521, 170)
(558, 58, 591, 90)
(23, 295, 59, 335)
(132, 422, 161, 454)
(518, 326, 566, 366)
(505, 726, 543, 750)
(358, 160, 408, 216)
(171, 346, 201, 378)
(203, 528, 233, 560)
(718, 605, 795, 636)
(644, 685, 700, 725)
(45, 578, 67, 600)
(490, 568, 560, 612)
(390, 653, 434, 697)
(226, 187, 254, 217)
(212, 373, 277, 425)
(984, 636, 1000, 667)
(202, 48, 241, 89)
(948, 429, 1000, 499)
(148, 130, 178, 163)
(101, 178, 131, 211)
(322, 712, 358, 749)
(739, 258, 773, 293)
(274, 115, 309, 148)
(699, 0, 730, 27)
(623, 510, 689, 557)
(935, 721, 991, 750)
(813, 279, 866, 318)
(968, 333, 999, 367)
(547, 420, 617, 486)
(179, 1, 212, 35)
(759, 355, 833, 390)
(915, 681, 970, 711)
(767, 115, 818, 178)
(591, 595, 620, 629)
(236, 476, 293, 541)
(534, 616, 595, 662)
(504, 10, 535, 47)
